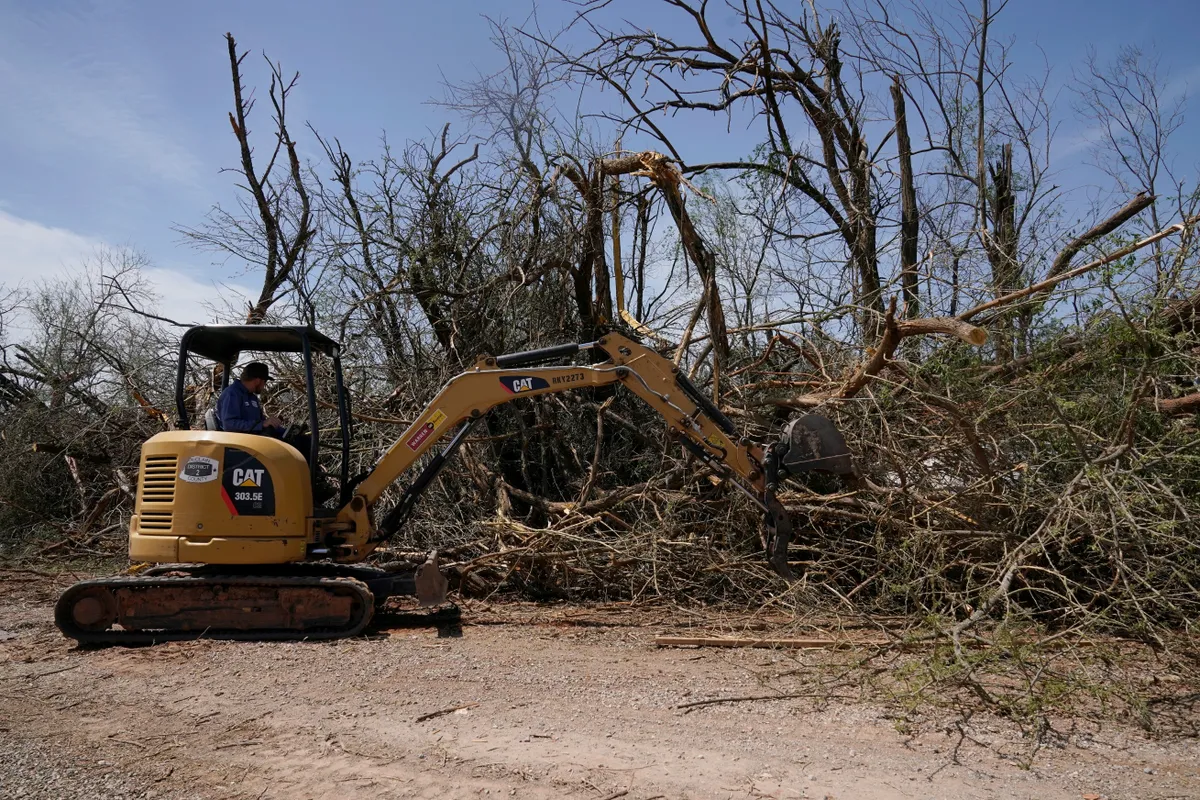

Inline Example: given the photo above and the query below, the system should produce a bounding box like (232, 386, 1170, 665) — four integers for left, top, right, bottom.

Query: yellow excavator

(56, 325, 852, 644)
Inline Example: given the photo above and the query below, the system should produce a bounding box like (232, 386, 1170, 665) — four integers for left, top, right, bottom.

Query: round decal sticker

(179, 456, 220, 483)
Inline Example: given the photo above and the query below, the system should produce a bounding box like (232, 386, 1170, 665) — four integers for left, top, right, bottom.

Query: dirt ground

(1, 571, 1196, 800)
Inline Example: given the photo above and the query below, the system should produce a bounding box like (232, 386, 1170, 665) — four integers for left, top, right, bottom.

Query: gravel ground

(1, 571, 1197, 799)
(0, 731, 169, 800)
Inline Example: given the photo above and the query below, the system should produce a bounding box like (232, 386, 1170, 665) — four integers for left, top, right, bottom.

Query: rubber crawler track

(55, 574, 374, 645)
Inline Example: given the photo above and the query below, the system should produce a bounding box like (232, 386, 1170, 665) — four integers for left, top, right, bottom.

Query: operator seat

(204, 409, 221, 431)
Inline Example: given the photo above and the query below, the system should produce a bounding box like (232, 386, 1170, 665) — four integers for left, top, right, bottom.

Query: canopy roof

(180, 325, 340, 363)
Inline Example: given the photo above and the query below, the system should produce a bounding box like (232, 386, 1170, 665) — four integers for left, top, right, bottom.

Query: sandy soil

(1, 571, 1196, 800)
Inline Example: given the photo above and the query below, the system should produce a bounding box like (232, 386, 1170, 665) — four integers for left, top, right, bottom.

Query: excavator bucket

(761, 414, 853, 580)
(777, 414, 854, 477)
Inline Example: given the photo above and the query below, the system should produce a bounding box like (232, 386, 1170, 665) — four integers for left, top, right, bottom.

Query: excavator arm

(328, 331, 851, 577)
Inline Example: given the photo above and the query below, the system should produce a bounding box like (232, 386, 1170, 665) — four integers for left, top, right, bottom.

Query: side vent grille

(139, 511, 174, 531)
(139, 455, 178, 531)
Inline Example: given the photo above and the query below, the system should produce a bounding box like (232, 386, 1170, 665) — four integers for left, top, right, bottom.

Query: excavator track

(55, 573, 374, 645)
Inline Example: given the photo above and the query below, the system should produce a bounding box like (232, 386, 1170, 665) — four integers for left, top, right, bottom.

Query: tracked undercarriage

(56, 558, 448, 645)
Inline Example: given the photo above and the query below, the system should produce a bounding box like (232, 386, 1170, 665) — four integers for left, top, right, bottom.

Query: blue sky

(1, 0, 1197, 323)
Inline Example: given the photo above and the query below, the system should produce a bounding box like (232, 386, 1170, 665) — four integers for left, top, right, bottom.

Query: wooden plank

(654, 635, 879, 649)
(656, 634, 1112, 651)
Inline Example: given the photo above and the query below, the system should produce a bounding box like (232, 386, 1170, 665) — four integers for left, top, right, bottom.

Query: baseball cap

(241, 362, 271, 382)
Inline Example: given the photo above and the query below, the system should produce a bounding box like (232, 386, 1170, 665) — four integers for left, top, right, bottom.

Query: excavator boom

(327, 331, 851, 577)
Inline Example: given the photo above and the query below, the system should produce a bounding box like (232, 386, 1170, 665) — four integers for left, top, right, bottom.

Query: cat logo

(232, 468, 265, 488)
(221, 448, 275, 516)
(499, 376, 550, 394)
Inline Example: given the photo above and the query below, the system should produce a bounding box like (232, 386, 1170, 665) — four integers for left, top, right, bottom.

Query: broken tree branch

(1048, 192, 1155, 280)
(776, 298, 987, 409)
(960, 216, 1193, 322)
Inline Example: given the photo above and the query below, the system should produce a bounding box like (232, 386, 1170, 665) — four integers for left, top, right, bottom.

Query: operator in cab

(217, 362, 287, 436)
(216, 362, 334, 502)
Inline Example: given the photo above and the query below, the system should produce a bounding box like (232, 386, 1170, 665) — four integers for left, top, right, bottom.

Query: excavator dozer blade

(414, 551, 449, 608)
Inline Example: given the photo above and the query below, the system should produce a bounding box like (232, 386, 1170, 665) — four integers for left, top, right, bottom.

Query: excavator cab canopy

(174, 325, 352, 505)
(180, 325, 341, 364)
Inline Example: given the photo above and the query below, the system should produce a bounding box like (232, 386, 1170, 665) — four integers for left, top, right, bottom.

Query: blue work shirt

(217, 380, 270, 434)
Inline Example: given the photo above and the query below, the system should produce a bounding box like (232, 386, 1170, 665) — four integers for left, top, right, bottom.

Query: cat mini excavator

(56, 325, 852, 644)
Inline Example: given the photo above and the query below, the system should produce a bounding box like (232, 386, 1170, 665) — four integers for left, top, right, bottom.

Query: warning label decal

(406, 408, 448, 451)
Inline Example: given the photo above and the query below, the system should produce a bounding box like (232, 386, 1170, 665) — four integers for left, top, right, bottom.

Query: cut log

(654, 635, 877, 649)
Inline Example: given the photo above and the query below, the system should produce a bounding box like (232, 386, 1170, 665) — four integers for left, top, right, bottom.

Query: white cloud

(0, 210, 98, 284)
(0, 5, 203, 188)
(140, 267, 255, 326)
(0, 210, 252, 336)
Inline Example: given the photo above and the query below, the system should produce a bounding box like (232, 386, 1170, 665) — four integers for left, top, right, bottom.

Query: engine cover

(128, 431, 314, 564)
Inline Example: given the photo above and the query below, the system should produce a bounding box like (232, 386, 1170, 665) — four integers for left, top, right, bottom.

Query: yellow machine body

(56, 326, 851, 644)
(128, 431, 314, 564)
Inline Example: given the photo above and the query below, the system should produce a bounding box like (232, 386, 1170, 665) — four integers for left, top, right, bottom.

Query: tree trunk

(891, 76, 920, 321)
(985, 143, 1020, 363)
